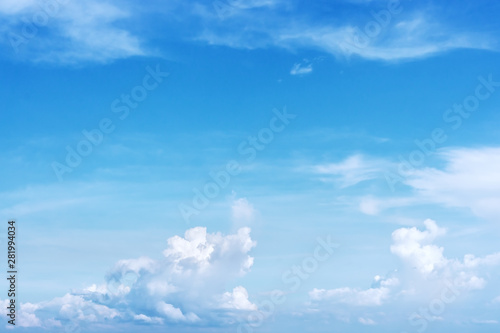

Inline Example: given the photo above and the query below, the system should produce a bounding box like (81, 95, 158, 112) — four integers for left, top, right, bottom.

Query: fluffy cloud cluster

(391, 219, 500, 290)
(390, 219, 447, 276)
(308, 219, 500, 311)
(4, 219, 499, 329)
(2, 227, 257, 329)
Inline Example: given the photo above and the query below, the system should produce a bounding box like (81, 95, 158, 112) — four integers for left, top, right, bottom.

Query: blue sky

(1, 0, 500, 332)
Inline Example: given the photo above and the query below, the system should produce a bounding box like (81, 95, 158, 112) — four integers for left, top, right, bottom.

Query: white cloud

(3, 1, 496, 64)
(163, 227, 216, 270)
(18, 303, 43, 328)
(309, 220, 500, 315)
(358, 317, 376, 325)
(146, 280, 178, 297)
(223, 0, 282, 10)
(281, 14, 495, 61)
(390, 219, 448, 275)
(290, 62, 313, 75)
(231, 196, 256, 226)
(405, 147, 500, 221)
(0, 226, 257, 329)
(111, 256, 156, 275)
(196, 5, 496, 62)
(200, 0, 284, 21)
(53, 294, 121, 321)
(162, 226, 256, 275)
(472, 319, 499, 324)
(358, 196, 426, 216)
(359, 196, 381, 215)
(309, 276, 397, 307)
(2, 0, 145, 63)
(309, 286, 390, 306)
(0, 0, 36, 14)
(133, 314, 164, 324)
(391, 220, 500, 291)
(219, 286, 258, 310)
(157, 302, 199, 322)
(2, 295, 120, 328)
(348, 147, 500, 219)
(460, 253, 500, 269)
(454, 273, 486, 290)
(313, 154, 388, 188)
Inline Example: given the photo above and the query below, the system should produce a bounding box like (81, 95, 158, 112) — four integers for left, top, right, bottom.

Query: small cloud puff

(290, 62, 313, 75)
(231, 196, 256, 226)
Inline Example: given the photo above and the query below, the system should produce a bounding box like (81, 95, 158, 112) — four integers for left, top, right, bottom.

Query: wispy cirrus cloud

(290, 61, 313, 75)
(195, 3, 498, 62)
(2, 0, 146, 64)
(276, 16, 496, 61)
(360, 146, 500, 219)
(2, 0, 497, 65)
(403, 147, 500, 220)
(0, 0, 37, 14)
(306, 147, 500, 221)
(311, 154, 389, 188)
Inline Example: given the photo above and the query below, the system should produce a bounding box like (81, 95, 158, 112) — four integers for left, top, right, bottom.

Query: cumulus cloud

(391, 220, 500, 291)
(156, 301, 199, 322)
(3, 294, 121, 328)
(1, 227, 257, 329)
(219, 286, 258, 310)
(309, 219, 500, 312)
(458, 253, 500, 269)
(390, 219, 447, 275)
